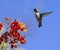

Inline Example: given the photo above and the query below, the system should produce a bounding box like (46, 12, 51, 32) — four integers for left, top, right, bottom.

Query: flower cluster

(0, 18, 27, 49)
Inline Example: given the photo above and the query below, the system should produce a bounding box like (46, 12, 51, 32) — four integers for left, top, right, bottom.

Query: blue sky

(0, 0, 60, 50)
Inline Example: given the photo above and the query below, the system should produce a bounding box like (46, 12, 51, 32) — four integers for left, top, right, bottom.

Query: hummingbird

(34, 8, 53, 27)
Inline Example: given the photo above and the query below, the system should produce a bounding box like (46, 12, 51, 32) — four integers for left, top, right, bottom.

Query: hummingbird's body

(35, 12, 42, 27)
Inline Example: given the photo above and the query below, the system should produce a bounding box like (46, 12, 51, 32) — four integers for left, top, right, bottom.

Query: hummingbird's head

(34, 8, 39, 12)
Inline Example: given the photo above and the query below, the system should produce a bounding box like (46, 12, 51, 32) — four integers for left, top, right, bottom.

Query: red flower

(0, 22, 3, 30)
(10, 19, 20, 31)
(20, 39, 26, 44)
(19, 36, 26, 44)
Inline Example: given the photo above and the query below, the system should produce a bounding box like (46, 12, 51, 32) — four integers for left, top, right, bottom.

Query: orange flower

(19, 22, 27, 32)
(20, 39, 26, 44)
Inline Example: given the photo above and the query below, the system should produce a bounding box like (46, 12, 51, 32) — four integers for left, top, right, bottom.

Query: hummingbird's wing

(40, 11, 53, 17)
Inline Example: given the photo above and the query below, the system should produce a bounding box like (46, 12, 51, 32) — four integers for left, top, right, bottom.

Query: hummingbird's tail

(38, 17, 42, 27)
(38, 22, 42, 27)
